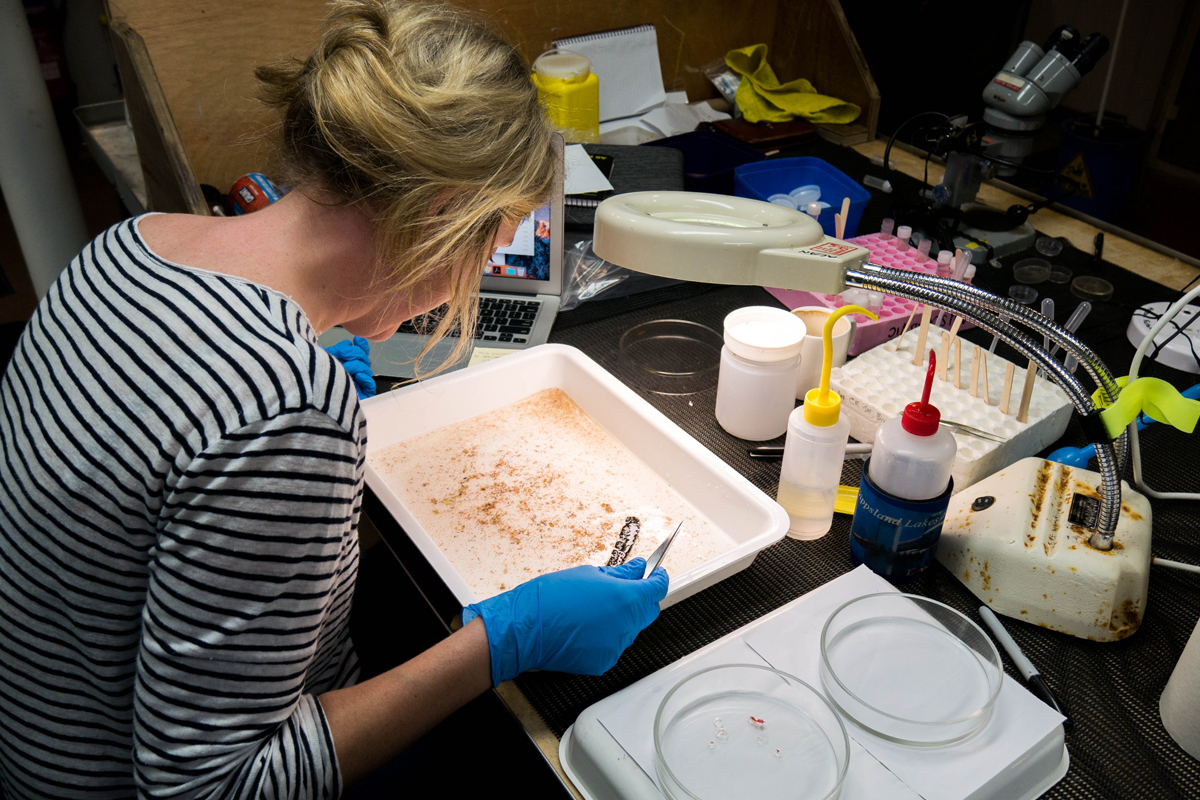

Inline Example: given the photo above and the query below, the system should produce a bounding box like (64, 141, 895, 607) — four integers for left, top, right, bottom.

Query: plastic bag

(702, 57, 741, 117)
(560, 239, 682, 312)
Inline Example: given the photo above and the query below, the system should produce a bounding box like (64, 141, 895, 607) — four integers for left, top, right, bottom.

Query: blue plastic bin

(734, 157, 870, 238)
(644, 130, 766, 195)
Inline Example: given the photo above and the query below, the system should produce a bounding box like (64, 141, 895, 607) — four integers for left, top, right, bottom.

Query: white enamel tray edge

(360, 344, 790, 609)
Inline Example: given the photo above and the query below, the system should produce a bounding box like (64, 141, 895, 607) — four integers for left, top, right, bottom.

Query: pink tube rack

(767, 232, 975, 356)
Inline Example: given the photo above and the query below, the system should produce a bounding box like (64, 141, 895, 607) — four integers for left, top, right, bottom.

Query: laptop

(317, 133, 565, 381)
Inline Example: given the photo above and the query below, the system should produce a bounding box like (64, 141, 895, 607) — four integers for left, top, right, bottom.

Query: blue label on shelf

(849, 459, 953, 583)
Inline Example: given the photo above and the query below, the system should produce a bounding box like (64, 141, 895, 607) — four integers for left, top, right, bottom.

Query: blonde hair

(256, 0, 556, 374)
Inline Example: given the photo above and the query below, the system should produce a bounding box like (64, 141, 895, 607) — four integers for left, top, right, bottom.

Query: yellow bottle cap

(803, 304, 878, 426)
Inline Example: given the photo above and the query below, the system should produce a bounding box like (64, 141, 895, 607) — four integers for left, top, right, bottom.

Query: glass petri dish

(1013, 258, 1051, 284)
(1071, 275, 1114, 302)
(1035, 236, 1065, 257)
(1008, 284, 1038, 305)
(819, 593, 1003, 747)
(618, 319, 722, 395)
(1048, 265, 1073, 284)
(654, 664, 850, 800)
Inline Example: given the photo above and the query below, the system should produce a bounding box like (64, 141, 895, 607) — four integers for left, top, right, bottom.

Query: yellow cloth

(1092, 376, 1200, 439)
(725, 44, 861, 125)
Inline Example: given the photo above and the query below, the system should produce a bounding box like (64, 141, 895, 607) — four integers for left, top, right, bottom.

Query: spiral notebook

(553, 24, 666, 122)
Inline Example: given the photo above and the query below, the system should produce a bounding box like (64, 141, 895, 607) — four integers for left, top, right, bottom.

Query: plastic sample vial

(936, 250, 953, 277)
(850, 351, 956, 581)
(866, 292, 884, 313)
(778, 304, 876, 538)
(963, 264, 976, 284)
(880, 218, 895, 240)
(806, 201, 822, 219)
(715, 307, 807, 441)
(896, 225, 912, 252)
(917, 239, 932, 261)
(531, 49, 599, 143)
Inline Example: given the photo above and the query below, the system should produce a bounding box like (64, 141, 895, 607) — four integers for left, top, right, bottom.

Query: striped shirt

(0, 217, 365, 798)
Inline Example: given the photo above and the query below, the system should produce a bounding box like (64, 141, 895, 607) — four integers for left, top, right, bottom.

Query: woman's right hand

(461, 558, 669, 685)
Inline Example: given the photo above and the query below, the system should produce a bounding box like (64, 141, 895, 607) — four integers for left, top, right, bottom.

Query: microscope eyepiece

(1043, 25, 1081, 59)
(1072, 33, 1110, 76)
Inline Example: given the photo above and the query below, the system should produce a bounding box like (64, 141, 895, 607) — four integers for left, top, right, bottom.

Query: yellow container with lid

(532, 49, 599, 144)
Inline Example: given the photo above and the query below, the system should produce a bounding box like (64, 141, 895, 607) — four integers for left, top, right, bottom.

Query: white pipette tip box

(830, 335, 1073, 491)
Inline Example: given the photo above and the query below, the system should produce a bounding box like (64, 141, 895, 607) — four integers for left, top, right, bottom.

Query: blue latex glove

(462, 557, 669, 686)
(323, 336, 376, 399)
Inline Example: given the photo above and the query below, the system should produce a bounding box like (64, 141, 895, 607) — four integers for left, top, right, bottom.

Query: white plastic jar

(715, 306, 807, 440)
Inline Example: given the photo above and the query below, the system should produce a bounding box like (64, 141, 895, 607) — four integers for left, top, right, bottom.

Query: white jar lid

(723, 306, 807, 362)
(533, 49, 592, 80)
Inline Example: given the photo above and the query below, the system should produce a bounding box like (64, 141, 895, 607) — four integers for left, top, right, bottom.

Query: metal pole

(1095, 0, 1131, 132)
(0, 0, 89, 300)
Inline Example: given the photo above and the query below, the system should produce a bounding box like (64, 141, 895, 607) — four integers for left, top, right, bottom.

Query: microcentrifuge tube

(880, 218, 895, 240)
(917, 239, 932, 260)
(936, 250, 953, 278)
(806, 202, 822, 219)
(896, 226, 912, 252)
(867, 291, 884, 312)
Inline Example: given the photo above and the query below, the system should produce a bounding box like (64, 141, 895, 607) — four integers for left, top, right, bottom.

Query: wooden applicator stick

(889, 303, 919, 351)
(912, 305, 934, 366)
(1001, 362, 1016, 415)
(954, 338, 963, 389)
(939, 332, 951, 381)
(979, 350, 988, 402)
(970, 345, 982, 398)
(1017, 359, 1037, 423)
(947, 315, 963, 340)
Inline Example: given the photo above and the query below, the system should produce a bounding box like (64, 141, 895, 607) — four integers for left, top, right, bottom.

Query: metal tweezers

(643, 521, 683, 578)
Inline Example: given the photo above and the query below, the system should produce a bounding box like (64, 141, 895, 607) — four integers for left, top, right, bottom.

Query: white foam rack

(829, 333, 1074, 491)
(559, 566, 1068, 800)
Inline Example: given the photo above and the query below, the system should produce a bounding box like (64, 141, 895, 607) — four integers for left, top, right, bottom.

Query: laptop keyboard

(396, 297, 542, 344)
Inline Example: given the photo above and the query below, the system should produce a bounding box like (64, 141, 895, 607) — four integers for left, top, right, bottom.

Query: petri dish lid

(1012, 258, 1051, 284)
(819, 593, 1004, 746)
(617, 320, 722, 395)
(1008, 284, 1038, 304)
(789, 184, 822, 205)
(654, 664, 850, 800)
(1035, 236, 1064, 257)
(768, 194, 798, 209)
(1048, 265, 1073, 284)
(1072, 275, 1114, 301)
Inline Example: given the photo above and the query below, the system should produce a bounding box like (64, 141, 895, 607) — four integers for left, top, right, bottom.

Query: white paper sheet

(595, 634, 922, 799)
(554, 25, 666, 122)
(742, 566, 1066, 800)
(563, 144, 614, 195)
(639, 102, 730, 138)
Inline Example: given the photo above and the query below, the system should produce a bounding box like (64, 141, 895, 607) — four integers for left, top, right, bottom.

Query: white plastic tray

(360, 344, 790, 609)
(560, 567, 1069, 800)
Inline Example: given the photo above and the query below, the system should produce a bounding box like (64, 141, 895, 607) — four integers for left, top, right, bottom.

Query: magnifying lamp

(594, 192, 1128, 549)
(596, 192, 1152, 641)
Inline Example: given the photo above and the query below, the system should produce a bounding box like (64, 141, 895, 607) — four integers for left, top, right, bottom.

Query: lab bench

(359, 132, 1200, 796)
(363, 241, 1200, 799)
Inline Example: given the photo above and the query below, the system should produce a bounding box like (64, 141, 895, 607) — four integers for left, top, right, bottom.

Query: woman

(0, 2, 667, 797)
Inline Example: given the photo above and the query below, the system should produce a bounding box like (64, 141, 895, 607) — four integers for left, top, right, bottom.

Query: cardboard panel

(106, 0, 877, 197)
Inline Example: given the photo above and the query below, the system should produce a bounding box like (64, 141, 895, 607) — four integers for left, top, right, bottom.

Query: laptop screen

(476, 133, 564, 297)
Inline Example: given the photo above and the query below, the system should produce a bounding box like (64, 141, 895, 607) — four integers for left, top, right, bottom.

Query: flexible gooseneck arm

(846, 263, 1124, 550)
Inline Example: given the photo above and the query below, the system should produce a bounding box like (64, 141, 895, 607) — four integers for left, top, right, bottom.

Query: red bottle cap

(902, 351, 941, 436)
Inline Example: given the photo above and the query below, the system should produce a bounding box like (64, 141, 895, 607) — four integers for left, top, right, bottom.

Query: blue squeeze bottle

(850, 351, 956, 581)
